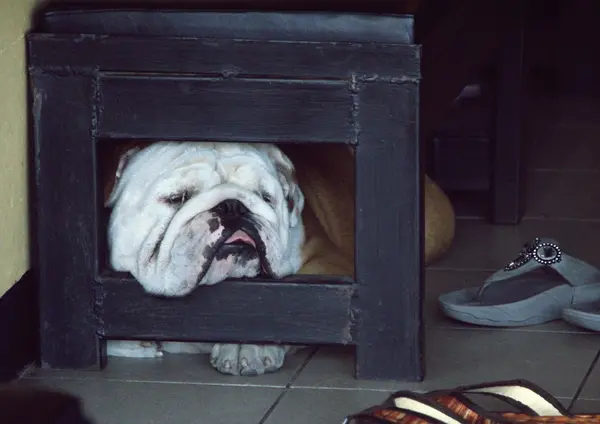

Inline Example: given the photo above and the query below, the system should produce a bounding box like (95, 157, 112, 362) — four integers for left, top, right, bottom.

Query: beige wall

(0, 0, 38, 296)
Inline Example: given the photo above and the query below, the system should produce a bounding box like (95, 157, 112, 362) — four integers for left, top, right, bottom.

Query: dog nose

(213, 199, 249, 218)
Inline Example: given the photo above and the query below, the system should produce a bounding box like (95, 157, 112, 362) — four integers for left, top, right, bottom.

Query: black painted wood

(492, 1, 527, 224)
(28, 19, 422, 381)
(0, 271, 39, 381)
(38, 8, 414, 44)
(100, 274, 354, 344)
(38, 0, 422, 17)
(27, 34, 420, 81)
(355, 82, 422, 381)
(30, 73, 103, 369)
(98, 75, 355, 143)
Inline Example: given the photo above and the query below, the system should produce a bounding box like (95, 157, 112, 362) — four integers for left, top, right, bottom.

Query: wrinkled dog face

(107, 142, 305, 297)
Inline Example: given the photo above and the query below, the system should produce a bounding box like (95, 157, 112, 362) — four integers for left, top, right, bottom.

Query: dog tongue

(224, 230, 256, 248)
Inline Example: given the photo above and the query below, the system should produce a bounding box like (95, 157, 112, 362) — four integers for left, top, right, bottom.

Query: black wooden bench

(28, 4, 423, 381)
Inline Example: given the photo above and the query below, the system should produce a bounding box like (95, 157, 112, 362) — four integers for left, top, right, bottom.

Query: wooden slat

(99, 275, 355, 345)
(98, 75, 355, 143)
(27, 33, 420, 80)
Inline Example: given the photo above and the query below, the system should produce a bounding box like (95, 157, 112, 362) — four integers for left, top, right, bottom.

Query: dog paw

(210, 344, 287, 376)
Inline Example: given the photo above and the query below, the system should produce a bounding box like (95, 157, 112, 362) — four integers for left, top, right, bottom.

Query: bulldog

(107, 142, 305, 296)
(105, 141, 455, 376)
(105, 142, 309, 375)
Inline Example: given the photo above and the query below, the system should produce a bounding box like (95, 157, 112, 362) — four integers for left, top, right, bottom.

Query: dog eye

(163, 191, 190, 207)
(260, 191, 273, 204)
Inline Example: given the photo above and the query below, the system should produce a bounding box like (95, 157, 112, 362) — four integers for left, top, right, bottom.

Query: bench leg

(31, 73, 105, 369)
(354, 81, 423, 381)
(492, 3, 527, 224)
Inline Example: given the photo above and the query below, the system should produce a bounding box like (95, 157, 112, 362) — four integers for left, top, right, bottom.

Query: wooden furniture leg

(492, 1, 527, 224)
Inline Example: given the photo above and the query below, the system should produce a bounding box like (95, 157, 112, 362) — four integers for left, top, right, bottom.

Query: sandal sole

(563, 307, 600, 332)
(439, 284, 600, 327)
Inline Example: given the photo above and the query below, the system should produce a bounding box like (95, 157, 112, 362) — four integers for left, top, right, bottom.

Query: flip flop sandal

(343, 379, 600, 423)
(343, 404, 451, 424)
(562, 302, 600, 332)
(438, 237, 600, 327)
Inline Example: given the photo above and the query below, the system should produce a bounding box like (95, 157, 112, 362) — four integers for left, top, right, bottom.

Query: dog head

(107, 142, 305, 297)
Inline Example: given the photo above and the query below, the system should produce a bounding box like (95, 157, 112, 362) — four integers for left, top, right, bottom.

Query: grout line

(568, 396, 600, 402)
(257, 348, 318, 424)
(23, 375, 287, 389)
(23, 349, 323, 391)
(568, 348, 600, 412)
(286, 347, 319, 387)
(286, 385, 398, 392)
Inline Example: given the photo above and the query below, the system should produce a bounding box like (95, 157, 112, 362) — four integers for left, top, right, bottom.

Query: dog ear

(261, 146, 305, 227)
(283, 175, 304, 228)
(105, 147, 140, 207)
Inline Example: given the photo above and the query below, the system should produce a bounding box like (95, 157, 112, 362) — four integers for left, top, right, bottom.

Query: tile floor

(16, 93, 600, 423)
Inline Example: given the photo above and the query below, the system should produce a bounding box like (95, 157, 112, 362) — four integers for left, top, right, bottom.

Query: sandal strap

(389, 392, 517, 423)
(343, 405, 452, 423)
(480, 238, 600, 294)
(431, 393, 514, 423)
(351, 380, 575, 424)
(433, 379, 568, 417)
(342, 413, 394, 423)
(388, 393, 468, 424)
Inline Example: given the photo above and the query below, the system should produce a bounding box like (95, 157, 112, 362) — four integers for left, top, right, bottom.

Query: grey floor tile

(291, 345, 407, 392)
(27, 348, 314, 388)
(425, 269, 587, 333)
(262, 388, 387, 424)
(293, 328, 599, 399)
(19, 377, 282, 424)
(525, 170, 600, 220)
(569, 348, 600, 403)
(431, 218, 600, 271)
(568, 399, 600, 414)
